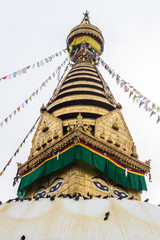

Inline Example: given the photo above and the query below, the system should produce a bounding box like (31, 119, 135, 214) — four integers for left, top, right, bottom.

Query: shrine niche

(95, 109, 137, 157)
(29, 111, 62, 159)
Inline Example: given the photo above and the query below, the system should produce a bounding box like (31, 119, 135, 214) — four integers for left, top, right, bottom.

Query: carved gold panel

(95, 109, 135, 156)
(29, 111, 63, 158)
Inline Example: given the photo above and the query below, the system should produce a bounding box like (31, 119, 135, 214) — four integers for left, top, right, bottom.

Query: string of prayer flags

(83, 43, 160, 123)
(0, 57, 69, 128)
(0, 48, 67, 83)
(100, 58, 160, 124)
(0, 116, 40, 177)
(48, 59, 71, 102)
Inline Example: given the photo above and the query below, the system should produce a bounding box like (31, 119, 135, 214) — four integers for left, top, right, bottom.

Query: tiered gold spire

(17, 12, 150, 201)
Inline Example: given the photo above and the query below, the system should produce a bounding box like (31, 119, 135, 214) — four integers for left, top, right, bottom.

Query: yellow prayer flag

(17, 70, 22, 75)
(157, 106, 160, 112)
(40, 60, 45, 66)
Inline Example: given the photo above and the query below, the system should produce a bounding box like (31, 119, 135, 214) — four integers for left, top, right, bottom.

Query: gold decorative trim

(18, 127, 150, 175)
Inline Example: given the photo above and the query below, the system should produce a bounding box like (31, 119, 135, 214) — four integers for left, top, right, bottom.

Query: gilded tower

(17, 11, 150, 201)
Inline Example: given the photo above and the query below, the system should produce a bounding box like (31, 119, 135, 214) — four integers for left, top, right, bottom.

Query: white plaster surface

(0, 198, 160, 240)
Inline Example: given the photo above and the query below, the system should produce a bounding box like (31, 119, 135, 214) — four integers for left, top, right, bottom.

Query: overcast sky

(0, 0, 160, 205)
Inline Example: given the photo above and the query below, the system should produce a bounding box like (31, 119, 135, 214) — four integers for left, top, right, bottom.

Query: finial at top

(81, 10, 91, 24)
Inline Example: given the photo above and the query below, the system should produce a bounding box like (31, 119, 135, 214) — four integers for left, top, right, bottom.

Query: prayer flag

(150, 111, 156, 117)
(124, 86, 129, 92)
(40, 60, 45, 66)
(152, 103, 156, 109)
(4, 118, 8, 123)
(157, 115, 160, 123)
(144, 105, 148, 111)
(7, 74, 12, 79)
(13, 72, 17, 78)
(157, 106, 160, 112)
(22, 68, 27, 73)
(21, 103, 25, 108)
(116, 77, 120, 85)
(139, 100, 144, 108)
(132, 95, 137, 102)
(145, 99, 150, 105)
(45, 58, 49, 63)
(138, 94, 143, 98)
(17, 70, 22, 75)
(48, 56, 52, 61)
(136, 97, 140, 104)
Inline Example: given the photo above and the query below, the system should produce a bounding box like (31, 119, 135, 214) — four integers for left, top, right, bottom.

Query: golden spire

(81, 10, 91, 24)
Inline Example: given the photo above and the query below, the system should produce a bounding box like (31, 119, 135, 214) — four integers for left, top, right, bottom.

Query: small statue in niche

(76, 113, 83, 127)
(115, 137, 120, 147)
(36, 142, 41, 151)
(53, 130, 59, 140)
(131, 142, 138, 158)
(47, 133, 52, 143)
(67, 124, 75, 132)
(42, 120, 49, 132)
(100, 131, 105, 139)
(123, 141, 127, 151)
(42, 138, 47, 148)
(83, 125, 92, 135)
(107, 135, 113, 143)
(112, 118, 119, 130)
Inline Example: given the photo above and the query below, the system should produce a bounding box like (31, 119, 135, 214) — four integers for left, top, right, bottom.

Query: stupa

(0, 11, 159, 240)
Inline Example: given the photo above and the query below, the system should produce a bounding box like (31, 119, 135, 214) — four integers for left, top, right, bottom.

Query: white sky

(0, 0, 160, 205)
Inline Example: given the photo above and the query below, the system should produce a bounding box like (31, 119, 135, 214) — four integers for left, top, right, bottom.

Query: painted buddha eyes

(92, 177, 129, 199)
(113, 185, 128, 198)
(49, 177, 64, 193)
(49, 181, 63, 193)
(33, 186, 46, 198)
(92, 181, 109, 191)
(92, 176, 109, 192)
(33, 177, 64, 198)
(113, 190, 128, 198)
